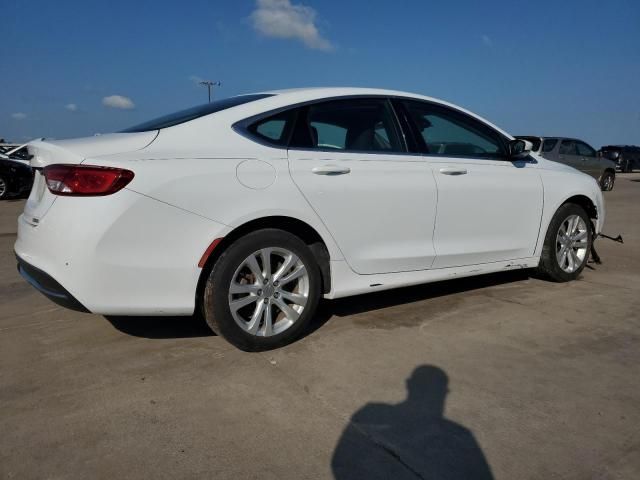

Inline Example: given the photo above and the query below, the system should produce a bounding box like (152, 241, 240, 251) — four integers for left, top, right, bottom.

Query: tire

(202, 229, 322, 351)
(537, 203, 592, 282)
(0, 176, 8, 200)
(600, 171, 615, 191)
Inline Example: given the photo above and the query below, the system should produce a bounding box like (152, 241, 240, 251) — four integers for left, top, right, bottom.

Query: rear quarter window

(244, 109, 297, 147)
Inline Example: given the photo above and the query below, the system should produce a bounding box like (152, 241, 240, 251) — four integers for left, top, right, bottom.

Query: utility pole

(199, 80, 222, 103)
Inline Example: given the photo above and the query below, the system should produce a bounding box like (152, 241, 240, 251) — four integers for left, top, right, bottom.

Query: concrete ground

(1, 174, 639, 480)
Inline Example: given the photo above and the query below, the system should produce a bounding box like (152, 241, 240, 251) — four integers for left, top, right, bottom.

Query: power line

(199, 80, 222, 103)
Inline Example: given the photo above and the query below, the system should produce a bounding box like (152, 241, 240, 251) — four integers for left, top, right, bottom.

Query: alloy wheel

(0, 177, 6, 199)
(555, 215, 589, 273)
(228, 248, 309, 337)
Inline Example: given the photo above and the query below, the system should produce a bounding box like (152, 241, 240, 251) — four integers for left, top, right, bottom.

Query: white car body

(14, 87, 605, 316)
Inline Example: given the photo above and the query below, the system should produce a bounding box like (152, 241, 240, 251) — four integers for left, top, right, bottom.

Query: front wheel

(537, 203, 592, 282)
(0, 176, 8, 200)
(202, 229, 321, 351)
(600, 171, 615, 191)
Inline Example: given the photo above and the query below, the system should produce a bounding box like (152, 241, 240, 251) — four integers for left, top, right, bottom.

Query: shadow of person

(332, 366, 494, 480)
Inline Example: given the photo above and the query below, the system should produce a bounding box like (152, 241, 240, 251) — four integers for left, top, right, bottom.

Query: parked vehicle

(599, 145, 640, 173)
(15, 88, 605, 350)
(0, 143, 33, 164)
(516, 136, 616, 191)
(0, 158, 33, 200)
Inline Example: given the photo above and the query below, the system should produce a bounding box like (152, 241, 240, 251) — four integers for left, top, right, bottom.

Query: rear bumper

(16, 255, 90, 312)
(14, 189, 230, 316)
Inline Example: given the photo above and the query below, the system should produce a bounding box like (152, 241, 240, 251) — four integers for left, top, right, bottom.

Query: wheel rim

(603, 175, 613, 190)
(556, 214, 589, 273)
(228, 248, 309, 337)
(0, 178, 6, 198)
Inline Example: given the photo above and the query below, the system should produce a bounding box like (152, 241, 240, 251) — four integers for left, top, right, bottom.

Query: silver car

(516, 136, 616, 191)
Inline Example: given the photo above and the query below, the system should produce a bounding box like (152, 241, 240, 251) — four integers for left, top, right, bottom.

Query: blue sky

(1, 0, 639, 147)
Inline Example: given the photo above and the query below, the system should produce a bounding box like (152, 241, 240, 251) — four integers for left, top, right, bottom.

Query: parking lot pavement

(1, 175, 639, 480)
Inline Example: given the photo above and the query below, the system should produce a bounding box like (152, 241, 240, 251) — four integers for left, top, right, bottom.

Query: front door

(575, 140, 600, 179)
(400, 99, 544, 268)
(558, 139, 584, 172)
(287, 98, 438, 274)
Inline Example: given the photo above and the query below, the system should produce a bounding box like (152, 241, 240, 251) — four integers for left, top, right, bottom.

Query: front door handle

(312, 165, 351, 175)
(439, 167, 468, 176)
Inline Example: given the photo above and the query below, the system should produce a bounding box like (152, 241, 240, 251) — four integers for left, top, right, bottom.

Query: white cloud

(102, 95, 135, 110)
(481, 34, 493, 47)
(250, 0, 333, 51)
(65, 103, 78, 112)
(11, 112, 27, 120)
(189, 75, 204, 85)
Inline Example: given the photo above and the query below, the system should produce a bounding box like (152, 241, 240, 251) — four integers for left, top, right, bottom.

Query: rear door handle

(439, 167, 468, 176)
(312, 165, 351, 175)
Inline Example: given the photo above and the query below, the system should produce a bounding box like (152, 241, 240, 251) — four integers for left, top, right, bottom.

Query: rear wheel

(600, 171, 615, 191)
(203, 229, 321, 351)
(537, 203, 592, 282)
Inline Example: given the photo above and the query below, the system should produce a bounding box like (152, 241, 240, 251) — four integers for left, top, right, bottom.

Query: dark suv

(599, 145, 639, 173)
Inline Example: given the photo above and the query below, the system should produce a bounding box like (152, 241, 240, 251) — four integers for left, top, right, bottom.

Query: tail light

(43, 164, 134, 196)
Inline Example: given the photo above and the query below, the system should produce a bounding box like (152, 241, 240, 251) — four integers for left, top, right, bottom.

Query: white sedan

(14, 88, 604, 350)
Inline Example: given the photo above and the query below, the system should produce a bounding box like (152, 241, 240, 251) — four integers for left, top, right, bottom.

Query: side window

(559, 140, 576, 155)
(246, 110, 296, 146)
(542, 139, 558, 152)
(402, 101, 506, 158)
(289, 98, 404, 153)
(575, 141, 596, 157)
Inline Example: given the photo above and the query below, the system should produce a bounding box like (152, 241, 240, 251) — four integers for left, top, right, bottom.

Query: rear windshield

(121, 94, 273, 133)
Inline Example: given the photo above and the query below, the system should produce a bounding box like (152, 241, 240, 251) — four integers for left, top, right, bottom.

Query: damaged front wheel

(537, 203, 593, 282)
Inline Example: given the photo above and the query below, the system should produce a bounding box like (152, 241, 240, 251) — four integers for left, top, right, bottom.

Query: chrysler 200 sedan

(15, 88, 605, 350)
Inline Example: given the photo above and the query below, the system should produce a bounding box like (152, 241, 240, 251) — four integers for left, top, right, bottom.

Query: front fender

(537, 164, 604, 256)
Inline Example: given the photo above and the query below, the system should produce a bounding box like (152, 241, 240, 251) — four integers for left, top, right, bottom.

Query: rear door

(399, 99, 543, 268)
(287, 97, 438, 274)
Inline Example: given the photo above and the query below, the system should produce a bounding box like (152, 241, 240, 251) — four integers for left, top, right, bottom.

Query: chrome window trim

(233, 94, 515, 161)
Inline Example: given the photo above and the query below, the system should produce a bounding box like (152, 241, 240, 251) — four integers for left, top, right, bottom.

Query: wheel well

(195, 216, 332, 311)
(563, 195, 598, 219)
(604, 168, 615, 175)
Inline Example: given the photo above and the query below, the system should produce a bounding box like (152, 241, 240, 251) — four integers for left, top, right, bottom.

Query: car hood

(27, 131, 158, 168)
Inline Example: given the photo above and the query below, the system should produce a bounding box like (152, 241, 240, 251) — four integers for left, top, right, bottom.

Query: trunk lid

(23, 131, 158, 225)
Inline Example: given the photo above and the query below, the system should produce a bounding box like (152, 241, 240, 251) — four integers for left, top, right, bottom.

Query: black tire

(202, 229, 321, 351)
(600, 171, 615, 191)
(537, 203, 592, 282)
(0, 176, 8, 200)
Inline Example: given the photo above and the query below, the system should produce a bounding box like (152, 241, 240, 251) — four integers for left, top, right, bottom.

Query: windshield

(121, 94, 273, 133)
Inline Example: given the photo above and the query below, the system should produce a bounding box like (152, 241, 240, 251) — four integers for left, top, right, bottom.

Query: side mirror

(508, 139, 532, 159)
